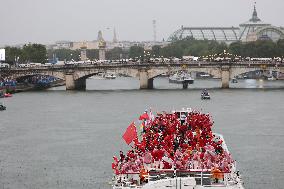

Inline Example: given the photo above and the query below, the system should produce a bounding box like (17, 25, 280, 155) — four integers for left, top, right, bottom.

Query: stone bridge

(1, 61, 283, 90)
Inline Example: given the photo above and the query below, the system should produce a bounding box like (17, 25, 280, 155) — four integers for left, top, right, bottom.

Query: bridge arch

(72, 68, 140, 81)
(230, 67, 283, 79)
(146, 67, 222, 79)
(13, 71, 65, 81)
(186, 68, 221, 79)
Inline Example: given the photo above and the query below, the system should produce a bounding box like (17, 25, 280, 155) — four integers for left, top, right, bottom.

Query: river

(0, 77, 284, 189)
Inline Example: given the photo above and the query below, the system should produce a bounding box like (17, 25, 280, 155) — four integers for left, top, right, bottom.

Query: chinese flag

(122, 122, 137, 145)
(139, 113, 149, 120)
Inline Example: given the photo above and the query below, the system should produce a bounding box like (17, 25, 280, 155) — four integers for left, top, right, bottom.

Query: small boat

(267, 76, 276, 81)
(104, 72, 117, 79)
(231, 78, 238, 83)
(199, 73, 211, 78)
(88, 75, 104, 80)
(201, 90, 210, 100)
(4, 93, 12, 98)
(160, 73, 169, 77)
(169, 73, 194, 84)
(0, 104, 6, 111)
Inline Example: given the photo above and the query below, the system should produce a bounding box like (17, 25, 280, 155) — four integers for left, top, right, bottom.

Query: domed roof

(240, 4, 270, 27)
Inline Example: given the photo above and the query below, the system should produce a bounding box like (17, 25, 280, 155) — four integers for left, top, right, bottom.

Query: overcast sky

(0, 0, 283, 46)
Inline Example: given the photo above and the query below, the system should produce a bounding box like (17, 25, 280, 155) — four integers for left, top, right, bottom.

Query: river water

(0, 77, 284, 189)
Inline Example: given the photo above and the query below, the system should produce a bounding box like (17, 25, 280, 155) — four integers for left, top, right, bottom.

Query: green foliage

(47, 49, 80, 61)
(158, 38, 284, 58)
(5, 43, 47, 63)
(87, 49, 99, 60)
(229, 40, 282, 58)
(161, 44, 183, 58)
(151, 45, 162, 57)
(276, 39, 284, 56)
(158, 37, 229, 58)
(5, 46, 23, 63)
(129, 46, 144, 58)
(22, 44, 47, 63)
(106, 47, 127, 60)
(228, 42, 243, 55)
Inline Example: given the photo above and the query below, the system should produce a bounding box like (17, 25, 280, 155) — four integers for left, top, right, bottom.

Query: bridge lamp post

(146, 51, 151, 62)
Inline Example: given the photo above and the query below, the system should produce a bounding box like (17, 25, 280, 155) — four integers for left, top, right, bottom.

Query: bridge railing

(1, 61, 283, 72)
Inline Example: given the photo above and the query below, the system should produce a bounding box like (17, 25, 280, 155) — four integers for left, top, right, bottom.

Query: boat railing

(114, 168, 241, 187)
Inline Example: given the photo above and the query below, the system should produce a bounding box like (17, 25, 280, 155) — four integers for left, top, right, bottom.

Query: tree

(22, 44, 47, 63)
(129, 46, 144, 58)
(228, 42, 243, 56)
(106, 47, 126, 60)
(5, 46, 23, 64)
(151, 45, 161, 57)
(255, 40, 277, 57)
(5, 44, 47, 64)
(87, 49, 99, 60)
(48, 49, 80, 61)
(276, 39, 284, 57)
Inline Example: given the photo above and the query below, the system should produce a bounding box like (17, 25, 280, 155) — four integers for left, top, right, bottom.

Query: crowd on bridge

(112, 110, 235, 178)
(3, 55, 284, 69)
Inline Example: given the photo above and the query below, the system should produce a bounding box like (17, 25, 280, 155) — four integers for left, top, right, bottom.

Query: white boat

(88, 74, 105, 80)
(267, 76, 276, 81)
(104, 72, 117, 79)
(199, 74, 211, 78)
(112, 109, 244, 189)
(160, 73, 169, 77)
(169, 73, 194, 84)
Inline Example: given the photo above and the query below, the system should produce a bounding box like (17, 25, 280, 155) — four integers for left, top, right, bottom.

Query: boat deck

(113, 176, 244, 189)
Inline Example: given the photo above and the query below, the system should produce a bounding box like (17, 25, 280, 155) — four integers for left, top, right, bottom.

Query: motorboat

(267, 76, 276, 81)
(201, 90, 210, 100)
(231, 78, 238, 83)
(0, 104, 6, 111)
(199, 74, 211, 79)
(104, 72, 117, 79)
(169, 73, 194, 84)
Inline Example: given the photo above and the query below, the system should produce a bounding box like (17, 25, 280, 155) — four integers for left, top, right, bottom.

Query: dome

(239, 5, 271, 42)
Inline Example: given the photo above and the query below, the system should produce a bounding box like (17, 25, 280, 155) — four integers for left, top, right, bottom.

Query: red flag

(122, 122, 137, 145)
(139, 112, 149, 120)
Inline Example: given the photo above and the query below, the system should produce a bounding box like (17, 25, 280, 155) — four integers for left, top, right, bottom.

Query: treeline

(4, 38, 284, 64)
(47, 47, 129, 61)
(148, 37, 284, 58)
(5, 44, 47, 63)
